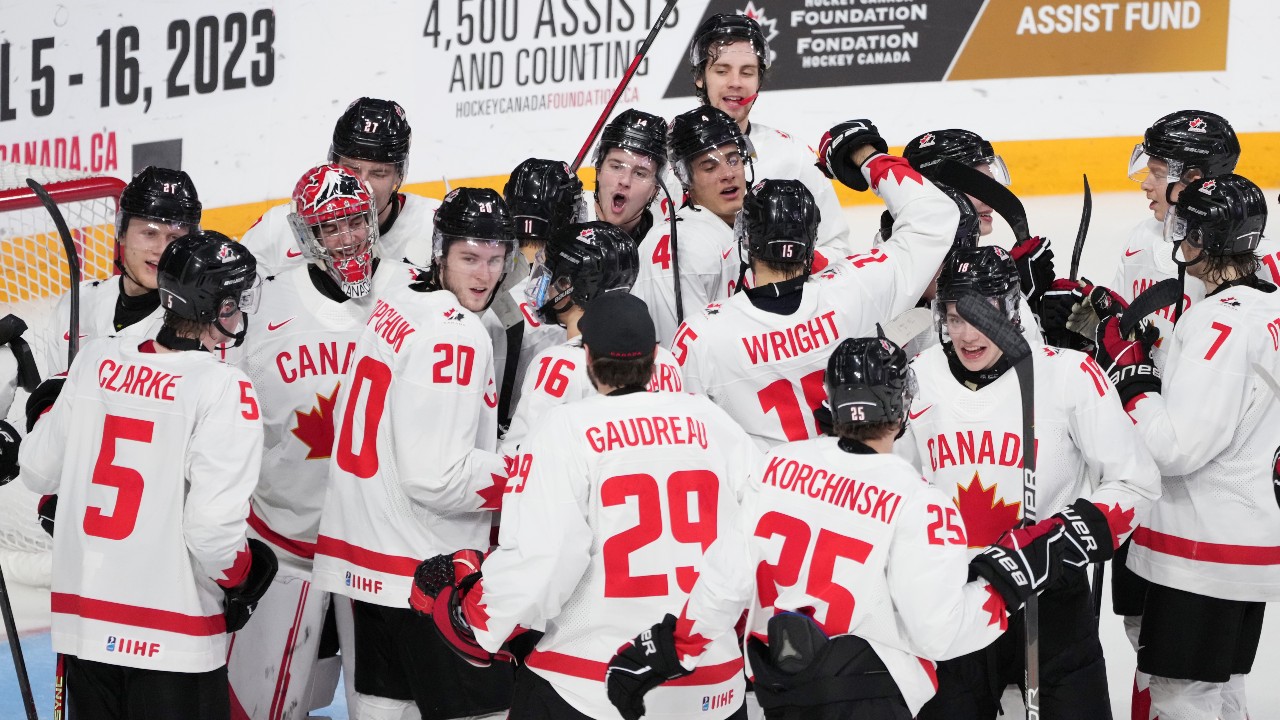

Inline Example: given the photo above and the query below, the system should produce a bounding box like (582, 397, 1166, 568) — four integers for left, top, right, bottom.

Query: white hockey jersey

(675, 438, 1013, 715)
(312, 284, 506, 608)
(19, 336, 264, 672)
(747, 122, 851, 258)
(501, 337, 684, 455)
(468, 391, 762, 719)
(37, 277, 164, 378)
(240, 192, 439, 278)
(485, 271, 568, 422)
(674, 155, 959, 451)
(898, 343, 1160, 554)
(1126, 283, 1280, 602)
(631, 206, 740, 348)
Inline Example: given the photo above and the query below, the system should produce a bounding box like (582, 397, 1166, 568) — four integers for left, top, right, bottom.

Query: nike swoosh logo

(267, 318, 296, 331)
(723, 245, 735, 260)
(1124, 248, 1142, 257)
(286, 248, 302, 258)
(63, 332, 88, 341)
(908, 404, 932, 420)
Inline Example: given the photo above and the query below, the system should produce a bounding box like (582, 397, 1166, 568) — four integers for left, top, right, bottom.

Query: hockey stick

(656, 176, 684, 325)
(27, 178, 82, 366)
(929, 159, 1031, 242)
(569, 0, 677, 172)
(1119, 278, 1182, 338)
(881, 307, 933, 349)
(956, 294, 1039, 720)
(1069, 175, 1092, 282)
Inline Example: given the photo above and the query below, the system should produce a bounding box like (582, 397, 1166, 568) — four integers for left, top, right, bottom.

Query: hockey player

(631, 106, 748, 347)
(1096, 174, 1280, 720)
(676, 124, 958, 450)
(503, 221, 683, 454)
(589, 109, 671, 243)
(605, 335, 1072, 720)
(38, 166, 201, 377)
(19, 230, 275, 719)
(311, 187, 517, 719)
(898, 245, 1161, 720)
(686, 13, 851, 255)
(242, 97, 438, 276)
(226, 163, 410, 718)
(409, 292, 762, 720)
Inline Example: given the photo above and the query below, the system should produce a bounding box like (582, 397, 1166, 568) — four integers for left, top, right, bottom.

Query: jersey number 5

(602, 471, 719, 598)
(85, 415, 154, 541)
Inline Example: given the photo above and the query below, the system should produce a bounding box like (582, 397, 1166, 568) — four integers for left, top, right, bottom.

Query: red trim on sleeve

(918, 657, 939, 690)
(51, 592, 226, 636)
(216, 543, 253, 589)
(1132, 527, 1280, 565)
(527, 649, 743, 687)
(314, 535, 421, 576)
(248, 507, 316, 560)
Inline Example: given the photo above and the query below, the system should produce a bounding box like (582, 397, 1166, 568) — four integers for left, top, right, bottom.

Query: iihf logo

(1187, 117, 1208, 133)
(1198, 179, 1217, 195)
(344, 571, 353, 586)
(919, 132, 936, 148)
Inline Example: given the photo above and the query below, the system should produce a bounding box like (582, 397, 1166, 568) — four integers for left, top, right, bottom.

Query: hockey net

(0, 161, 126, 587)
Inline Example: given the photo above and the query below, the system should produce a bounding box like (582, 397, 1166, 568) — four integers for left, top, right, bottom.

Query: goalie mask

(158, 231, 261, 347)
(525, 221, 638, 326)
(288, 164, 380, 299)
(1165, 174, 1266, 260)
(825, 335, 916, 432)
(932, 245, 1022, 339)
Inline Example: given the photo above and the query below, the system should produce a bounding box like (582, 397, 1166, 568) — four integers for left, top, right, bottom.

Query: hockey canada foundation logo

(106, 635, 161, 657)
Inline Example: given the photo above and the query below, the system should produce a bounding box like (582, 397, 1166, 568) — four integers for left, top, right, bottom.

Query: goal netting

(0, 161, 126, 587)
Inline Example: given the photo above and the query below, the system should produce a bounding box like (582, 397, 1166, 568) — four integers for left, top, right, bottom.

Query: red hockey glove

(1010, 236, 1055, 312)
(970, 521, 1068, 611)
(0, 420, 19, 485)
(1093, 316, 1160, 409)
(409, 549, 485, 615)
(606, 613, 692, 720)
(224, 539, 278, 633)
(37, 494, 57, 537)
(411, 550, 510, 668)
(25, 376, 65, 433)
(1050, 498, 1117, 567)
(815, 120, 888, 192)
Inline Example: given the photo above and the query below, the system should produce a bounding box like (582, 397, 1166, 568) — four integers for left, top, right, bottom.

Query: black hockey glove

(1050, 498, 1117, 567)
(816, 120, 888, 192)
(25, 376, 66, 433)
(1273, 447, 1280, 511)
(970, 521, 1068, 611)
(223, 538, 278, 634)
(0, 314, 40, 393)
(1010, 236, 1055, 314)
(37, 495, 57, 537)
(606, 613, 692, 720)
(0, 420, 19, 485)
(1093, 315, 1160, 408)
(411, 550, 509, 667)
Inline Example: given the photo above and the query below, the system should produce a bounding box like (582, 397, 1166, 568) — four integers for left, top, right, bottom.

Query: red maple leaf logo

(867, 156, 925, 191)
(673, 605, 711, 662)
(954, 474, 1021, 548)
(981, 584, 1008, 631)
(1095, 502, 1136, 550)
(291, 385, 340, 460)
(476, 471, 508, 511)
(461, 578, 491, 632)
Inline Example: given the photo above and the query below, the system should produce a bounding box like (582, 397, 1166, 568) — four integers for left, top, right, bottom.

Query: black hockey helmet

(526, 221, 638, 325)
(329, 97, 412, 175)
(430, 188, 517, 308)
(1132, 110, 1239, 185)
(933, 245, 1021, 334)
(904, 129, 1010, 185)
(938, 183, 980, 248)
(503, 159, 586, 243)
(690, 13, 772, 72)
(825, 334, 916, 430)
(593, 109, 669, 172)
(117, 166, 202, 236)
(667, 106, 754, 187)
(737, 179, 820, 272)
(158, 231, 260, 346)
(1166, 174, 1267, 258)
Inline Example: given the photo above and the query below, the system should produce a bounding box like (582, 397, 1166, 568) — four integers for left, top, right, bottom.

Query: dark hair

(588, 354, 655, 390)
(162, 311, 206, 339)
(753, 257, 806, 279)
(1197, 251, 1260, 285)
(834, 420, 899, 443)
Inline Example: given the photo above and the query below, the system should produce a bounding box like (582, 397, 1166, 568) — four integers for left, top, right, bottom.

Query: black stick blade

(1069, 174, 1092, 281)
(956, 293, 1032, 364)
(1120, 277, 1182, 337)
(930, 159, 1030, 242)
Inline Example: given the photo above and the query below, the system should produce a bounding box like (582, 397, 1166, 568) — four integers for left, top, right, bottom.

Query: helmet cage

(288, 166, 381, 298)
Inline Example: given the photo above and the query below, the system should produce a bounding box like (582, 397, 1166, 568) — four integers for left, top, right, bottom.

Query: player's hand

(0, 420, 19, 485)
(411, 550, 508, 667)
(409, 549, 485, 615)
(37, 494, 57, 537)
(1093, 316, 1160, 408)
(816, 120, 888, 192)
(1041, 279, 1088, 350)
(1010, 236, 1055, 312)
(223, 539, 278, 634)
(25, 376, 65, 432)
(1050, 498, 1117, 567)
(970, 521, 1068, 611)
(606, 614, 692, 720)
